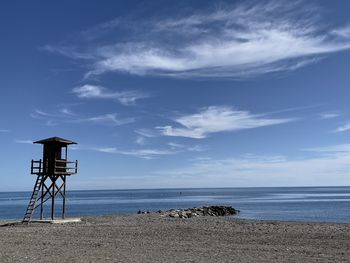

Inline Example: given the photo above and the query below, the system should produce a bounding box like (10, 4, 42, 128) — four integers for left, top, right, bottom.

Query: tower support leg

(63, 176, 66, 219)
(24, 174, 69, 222)
(51, 176, 55, 220)
(40, 182, 44, 220)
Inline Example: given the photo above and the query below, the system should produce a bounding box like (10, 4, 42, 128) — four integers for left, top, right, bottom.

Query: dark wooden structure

(23, 137, 78, 222)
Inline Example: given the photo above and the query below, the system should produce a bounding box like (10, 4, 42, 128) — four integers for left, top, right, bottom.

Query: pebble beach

(1, 213, 349, 262)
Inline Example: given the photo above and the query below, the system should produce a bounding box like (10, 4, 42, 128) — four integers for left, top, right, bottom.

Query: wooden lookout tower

(23, 137, 78, 223)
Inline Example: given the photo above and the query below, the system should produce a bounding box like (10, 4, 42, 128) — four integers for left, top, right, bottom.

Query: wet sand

(0, 214, 349, 262)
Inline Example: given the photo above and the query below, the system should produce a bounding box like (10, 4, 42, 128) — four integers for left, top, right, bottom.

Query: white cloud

(31, 109, 133, 127)
(135, 136, 146, 145)
(41, 45, 95, 60)
(157, 106, 293, 139)
(59, 108, 75, 116)
(72, 143, 350, 189)
(95, 147, 178, 159)
(332, 25, 350, 38)
(167, 142, 185, 148)
(319, 112, 341, 119)
(153, 150, 350, 187)
(75, 114, 134, 126)
(304, 143, 350, 153)
(80, 140, 205, 159)
(72, 84, 149, 106)
(45, 1, 350, 79)
(0, 129, 9, 132)
(30, 108, 75, 120)
(15, 139, 33, 144)
(335, 123, 350, 133)
(167, 142, 205, 152)
(135, 129, 159, 138)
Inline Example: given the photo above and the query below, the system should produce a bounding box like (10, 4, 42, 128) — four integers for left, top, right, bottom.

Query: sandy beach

(0, 214, 349, 262)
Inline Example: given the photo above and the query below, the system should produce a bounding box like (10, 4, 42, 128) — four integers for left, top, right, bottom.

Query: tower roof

(33, 137, 77, 145)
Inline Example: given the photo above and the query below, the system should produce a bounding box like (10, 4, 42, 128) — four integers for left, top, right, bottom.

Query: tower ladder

(22, 175, 43, 223)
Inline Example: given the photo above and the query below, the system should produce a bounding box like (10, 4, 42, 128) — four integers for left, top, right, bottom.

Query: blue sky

(1, 0, 350, 191)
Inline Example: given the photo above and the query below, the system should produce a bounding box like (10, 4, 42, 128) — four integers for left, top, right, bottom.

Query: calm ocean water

(1, 187, 350, 223)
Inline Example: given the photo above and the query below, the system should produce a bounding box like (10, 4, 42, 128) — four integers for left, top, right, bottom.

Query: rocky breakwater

(160, 206, 239, 219)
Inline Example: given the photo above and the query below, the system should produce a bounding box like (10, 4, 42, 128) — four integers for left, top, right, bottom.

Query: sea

(1, 187, 350, 223)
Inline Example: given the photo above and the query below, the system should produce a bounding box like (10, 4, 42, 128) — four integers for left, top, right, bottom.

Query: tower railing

(54, 159, 78, 175)
(31, 159, 78, 175)
(31, 159, 43, 174)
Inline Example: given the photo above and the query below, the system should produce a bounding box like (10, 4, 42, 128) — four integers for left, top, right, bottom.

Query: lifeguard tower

(23, 137, 78, 222)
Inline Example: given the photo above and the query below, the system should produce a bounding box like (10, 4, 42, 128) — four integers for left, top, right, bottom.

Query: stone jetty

(138, 206, 239, 218)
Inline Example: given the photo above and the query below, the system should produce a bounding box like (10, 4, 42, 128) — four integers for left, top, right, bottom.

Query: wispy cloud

(94, 147, 178, 160)
(30, 108, 134, 127)
(319, 112, 341, 119)
(0, 129, 9, 133)
(135, 136, 146, 145)
(167, 142, 205, 152)
(73, 143, 350, 189)
(167, 142, 185, 148)
(30, 109, 61, 119)
(78, 140, 205, 159)
(45, 1, 350, 79)
(59, 108, 76, 116)
(156, 106, 293, 139)
(30, 109, 67, 126)
(135, 129, 159, 138)
(15, 139, 33, 144)
(41, 45, 94, 60)
(153, 149, 350, 186)
(303, 143, 350, 153)
(75, 113, 134, 126)
(72, 84, 149, 106)
(332, 24, 350, 38)
(335, 123, 350, 133)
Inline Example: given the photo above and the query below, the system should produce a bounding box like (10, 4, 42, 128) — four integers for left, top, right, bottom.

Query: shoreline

(2, 209, 350, 225)
(2, 214, 350, 226)
(1, 213, 350, 262)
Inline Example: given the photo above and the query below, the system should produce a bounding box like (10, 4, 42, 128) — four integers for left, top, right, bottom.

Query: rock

(161, 206, 239, 218)
(137, 210, 151, 214)
(169, 212, 179, 218)
(137, 206, 239, 218)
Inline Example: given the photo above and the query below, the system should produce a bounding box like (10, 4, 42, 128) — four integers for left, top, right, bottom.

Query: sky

(1, 0, 350, 191)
